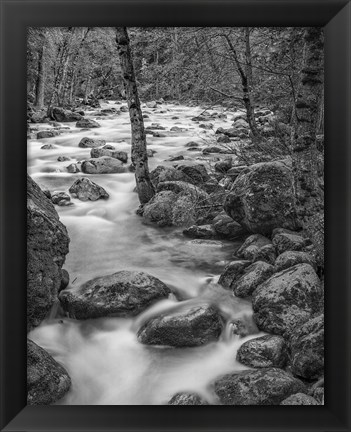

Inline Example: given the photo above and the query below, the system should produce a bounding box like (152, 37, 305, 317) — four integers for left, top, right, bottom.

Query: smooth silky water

(28, 101, 261, 405)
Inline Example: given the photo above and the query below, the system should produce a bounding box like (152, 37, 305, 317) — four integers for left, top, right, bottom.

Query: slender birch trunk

(115, 27, 155, 205)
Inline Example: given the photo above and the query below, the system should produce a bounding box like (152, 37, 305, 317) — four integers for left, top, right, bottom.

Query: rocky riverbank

(27, 99, 324, 405)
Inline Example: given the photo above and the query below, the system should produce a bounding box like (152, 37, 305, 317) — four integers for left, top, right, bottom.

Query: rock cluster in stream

(27, 175, 72, 404)
(27, 175, 70, 331)
(27, 102, 324, 406)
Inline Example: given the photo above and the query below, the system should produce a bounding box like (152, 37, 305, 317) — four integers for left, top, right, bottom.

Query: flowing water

(27, 101, 261, 405)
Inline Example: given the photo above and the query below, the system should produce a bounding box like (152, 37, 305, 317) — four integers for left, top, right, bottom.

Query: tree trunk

(67, 28, 91, 106)
(34, 33, 46, 109)
(84, 75, 91, 103)
(155, 48, 159, 100)
(224, 34, 259, 138)
(115, 27, 155, 205)
(291, 27, 324, 219)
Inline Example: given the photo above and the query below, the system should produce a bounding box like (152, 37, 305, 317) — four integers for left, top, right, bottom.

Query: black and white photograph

(27, 26, 325, 406)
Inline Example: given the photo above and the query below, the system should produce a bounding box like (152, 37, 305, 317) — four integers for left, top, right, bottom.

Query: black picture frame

(1, 0, 350, 430)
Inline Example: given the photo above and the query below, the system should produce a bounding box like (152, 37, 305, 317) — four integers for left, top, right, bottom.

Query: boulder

(236, 335, 288, 368)
(224, 161, 299, 235)
(235, 234, 276, 265)
(168, 393, 209, 405)
(274, 251, 317, 272)
(272, 232, 311, 255)
(252, 264, 323, 336)
(27, 339, 71, 405)
(215, 159, 232, 173)
(231, 317, 259, 338)
(37, 130, 60, 139)
(57, 156, 70, 162)
(232, 261, 274, 298)
(214, 368, 306, 405)
(142, 190, 178, 227)
(76, 118, 101, 128)
(137, 305, 222, 347)
(218, 260, 252, 290)
(31, 111, 47, 123)
(51, 191, 72, 206)
(199, 123, 213, 129)
(144, 178, 212, 227)
(217, 134, 231, 144)
(59, 271, 170, 319)
(51, 107, 82, 122)
(151, 165, 210, 190)
(290, 314, 324, 379)
(183, 224, 216, 239)
(41, 144, 56, 150)
(170, 126, 185, 132)
(91, 147, 128, 163)
(69, 178, 109, 201)
(156, 181, 208, 201)
(78, 137, 106, 148)
(215, 127, 226, 135)
(185, 141, 200, 148)
(146, 101, 157, 108)
(280, 393, 319, 405)
(152, 168, 185, 187)
(212, 212, 247, 240)
(203, 146, 229, 155)
(101, 108, 117, 114)
(66, 163, 80, 173)
(81, 157, 125, 174)
(27, 175, 69, 331)
(146, 123, 166, 130)
(233, 118, 249, 129)
(177, 164, 211, 186)
(168, 155, 185, 162)
(60, 269, 70, 292)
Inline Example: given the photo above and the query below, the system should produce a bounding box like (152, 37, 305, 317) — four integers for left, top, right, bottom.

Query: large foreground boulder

(81, 157, 125, 174)
(59, 271, 171, 319)
(27, 175, 70, 331)
(252, 264, 322, 336)
(137, 305, 222, 347)
(236, 335, 288, 368)
(290, 314, 324, 379)
(68, 177, 109, 201)
(214, 368, 306, 405)
(224, 161, 299, 235)
(27, 339, 71, 405)
(51, 107, 82, 122)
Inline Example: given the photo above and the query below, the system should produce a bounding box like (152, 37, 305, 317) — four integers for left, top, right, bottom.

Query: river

(27, 100, 262, 405)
